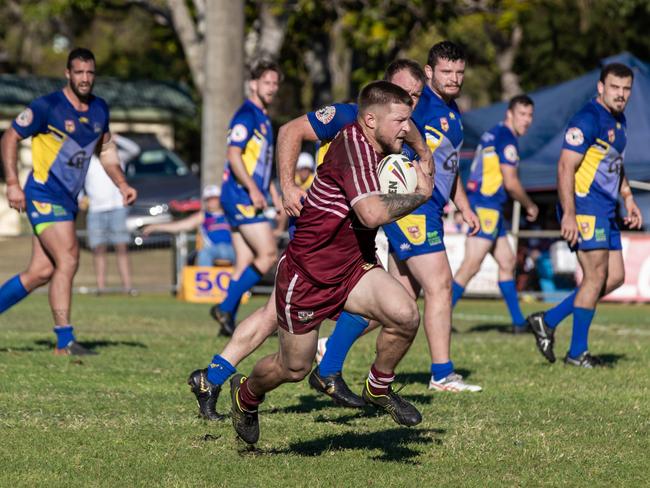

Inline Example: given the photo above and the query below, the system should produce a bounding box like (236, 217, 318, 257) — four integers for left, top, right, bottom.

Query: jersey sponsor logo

(440, 117, 449, 132)
(67, 150, 88, 170)
(443, 152, 459, 173)
(427, 231, 441, 245)
(260, 123, 267, 135)
(503, 144, 518, 163)
(396, 214, 426, 245)
(297, 310, 314, 323)
(576, 214, 596, 241)
(449, 112, 456, 120)
(79, 116, 89, 123)
(33, 201, 52, 215)
(608, 129, 615, 143)
(595, 228, 607, 242)
(477, 207, 500, 236)
(314, 105, 336, 124)
(93, 122, 102, 133)
(65, 120, 75, 133)
(616, 122, 621, 130)
(230, 124, 248, 143)
(15, 108, 33, 127)
(565, 127, 584, 146)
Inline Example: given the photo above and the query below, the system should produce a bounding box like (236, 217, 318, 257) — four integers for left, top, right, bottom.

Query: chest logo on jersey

(260, 123, 267, 135)
(449, 112, 456, 120)
(440, 117, 449, 132)
(93, 122, 102, 133)
(608, 129, 615, 143)
(65, 120, 76, 133)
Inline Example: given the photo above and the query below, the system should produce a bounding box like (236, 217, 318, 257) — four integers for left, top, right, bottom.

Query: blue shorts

(470, 204, 507, 241)
(86, 207, 130, 249)
(558, 205, 622, 252)
(384, 198, 445, 260)
(26, 198, 75, 235)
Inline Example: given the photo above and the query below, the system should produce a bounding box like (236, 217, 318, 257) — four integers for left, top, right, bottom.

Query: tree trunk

(327, 16, 352, 102)
(201, 0, 244, 187)
(496, 25, 523, 101)
(166, 0, 204, 93)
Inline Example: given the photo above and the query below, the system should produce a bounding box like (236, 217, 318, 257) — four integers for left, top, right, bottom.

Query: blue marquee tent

(461, 53, 650, 191)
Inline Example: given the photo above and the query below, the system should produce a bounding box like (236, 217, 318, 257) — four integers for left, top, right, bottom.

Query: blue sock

(0, 274, 29, 313)
(498, 280, 526, 327)
(569, 307, 595, 358)
(318, 312, 369, 377)
(451, 280, 465, 308)
(431, 361, 454, 381)
(220, 265, 262, 314)
(206, 354, 236, 386)
(544, 290, 577, 329)
(53, 325, 75, 349)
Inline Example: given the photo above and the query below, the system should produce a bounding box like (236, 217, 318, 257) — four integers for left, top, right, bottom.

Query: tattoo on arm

(379, 193, 427, 220)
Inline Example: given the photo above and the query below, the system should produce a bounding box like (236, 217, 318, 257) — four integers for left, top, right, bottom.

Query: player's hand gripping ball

(377, 154, 417, 194)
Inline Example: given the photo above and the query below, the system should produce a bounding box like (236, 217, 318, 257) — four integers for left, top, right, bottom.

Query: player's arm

(276, 115, 318, 217)
(142, 211, 203, 235)
(98, 132, 137, 206)
(353, 161, 432, 228)
(1, 127, 25, 212)
(619, 174, 642, 229)
(557, 149, 584, 246)
(404, 120, 434, 176)
(501, 165, 538, 222)
(450, 174, 480, 236)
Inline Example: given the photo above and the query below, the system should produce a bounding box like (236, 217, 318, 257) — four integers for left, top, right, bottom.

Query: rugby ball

(377, 154, 417, 194)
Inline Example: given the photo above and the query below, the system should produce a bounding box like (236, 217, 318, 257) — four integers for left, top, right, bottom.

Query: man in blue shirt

(451, 95, 538, 334)
(527, 63, 642, 368)
(0, 48, 137, 355)
(210, 60, 283, 336)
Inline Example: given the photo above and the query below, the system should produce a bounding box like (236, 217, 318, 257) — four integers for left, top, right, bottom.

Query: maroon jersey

(286, 122, 383, 286)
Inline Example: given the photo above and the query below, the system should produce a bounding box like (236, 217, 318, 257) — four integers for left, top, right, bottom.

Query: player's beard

(70, 79, 93, 102)
(432, 79, 461, 101)
(376, 132, 404, 155)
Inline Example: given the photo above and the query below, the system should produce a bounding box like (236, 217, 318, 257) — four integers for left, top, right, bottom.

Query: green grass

(1, 295, 649, 487)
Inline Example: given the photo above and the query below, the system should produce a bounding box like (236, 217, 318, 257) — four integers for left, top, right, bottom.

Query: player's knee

(283, 362, 311, 382)
(607, 270, 625, 293)
(24, 265, 54, 288)
(257, 248, 278, 273)
(56, 253, 79, 275)
(498, 256, 516, 275)
(392, 300, 420, 335)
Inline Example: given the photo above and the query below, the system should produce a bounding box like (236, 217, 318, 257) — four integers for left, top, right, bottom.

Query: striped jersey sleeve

(339, 124, 382, 206)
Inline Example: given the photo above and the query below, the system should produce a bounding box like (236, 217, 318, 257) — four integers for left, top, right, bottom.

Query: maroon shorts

(275, 256, 379, 334)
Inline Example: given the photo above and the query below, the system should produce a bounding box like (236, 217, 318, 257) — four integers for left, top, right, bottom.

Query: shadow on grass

(33, 339, 147, 351)
(466, 323, 516, 334)
(596, 353, 626, 366)
(243, 427, 445, 463)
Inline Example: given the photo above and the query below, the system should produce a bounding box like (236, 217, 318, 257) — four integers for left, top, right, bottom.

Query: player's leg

(231, 327, 319, 444)
(38, 221, 94, 355)
(565, 248, 608, 365)
(0, 235, 54, 313)
(188, 291, 279, 420)
(451, 236, 492, 307)
(343, 268, 422, 425)
(210, 229, 254, 333)
(405, 251, 482, 392)
(602, 250, 624, 296)
(491, 235, 528, 332)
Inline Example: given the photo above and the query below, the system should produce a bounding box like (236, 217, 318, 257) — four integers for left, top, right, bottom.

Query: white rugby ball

(377, 154, 417, 194)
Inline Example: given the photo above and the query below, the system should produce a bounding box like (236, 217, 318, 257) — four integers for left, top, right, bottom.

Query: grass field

(1, 294, 649, 487)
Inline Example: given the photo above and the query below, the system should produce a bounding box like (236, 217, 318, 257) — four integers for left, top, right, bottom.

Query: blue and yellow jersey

(200, 211, 232, 246)
(562, 98, 626, 215)
(221, 99, 274, 200)
(467, 123, 519, 207)
(307, 103, 358, 166)
(411, 85, 463, 209)
(13, 90, 109, 211)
